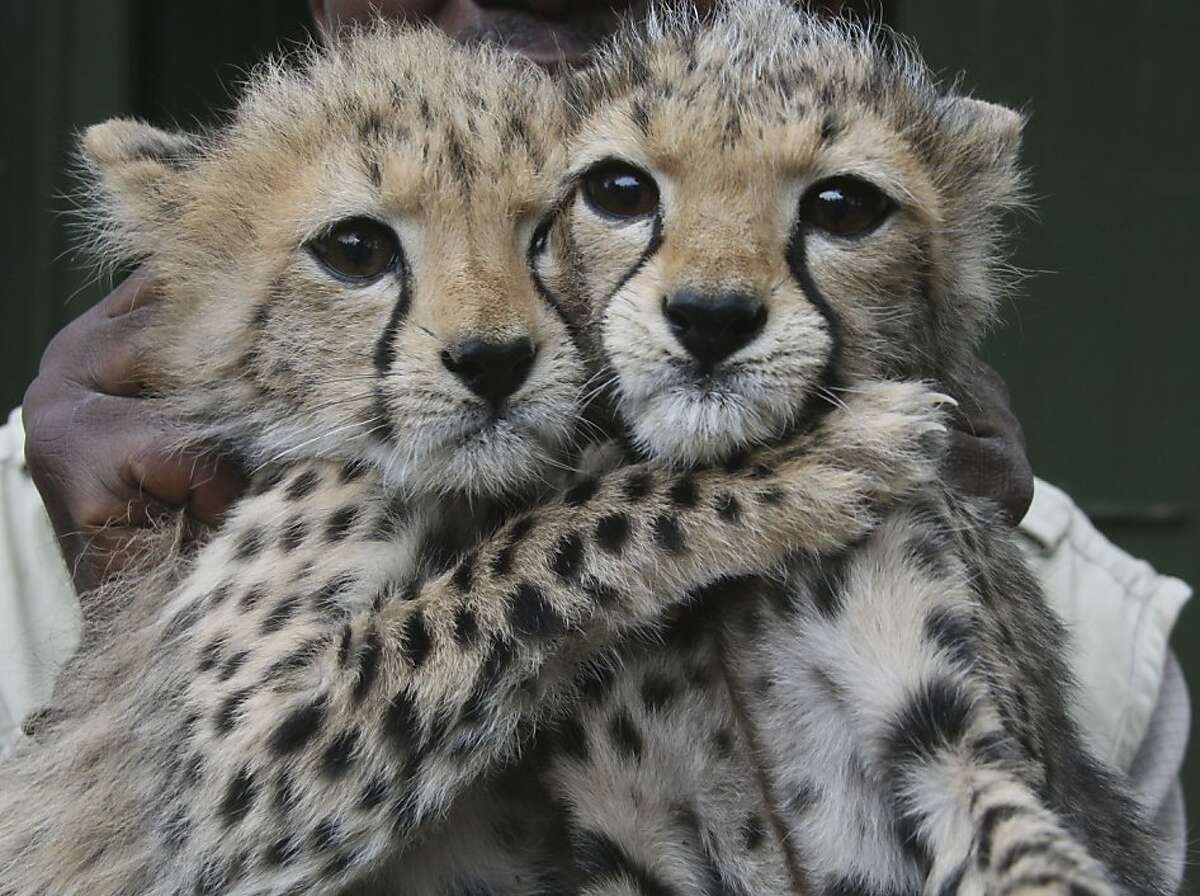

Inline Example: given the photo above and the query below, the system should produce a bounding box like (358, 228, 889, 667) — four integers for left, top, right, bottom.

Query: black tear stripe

(585, 212, 667, 400)
(526, 202, 590, 362)
(372, 258, 413, 375)
(783, 223, 846, 433)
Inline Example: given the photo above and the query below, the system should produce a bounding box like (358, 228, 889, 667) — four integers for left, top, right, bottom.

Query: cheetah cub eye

(798, 176, 895, 239)
(579, 159, 660, 221)
(307, 216, 403, 284)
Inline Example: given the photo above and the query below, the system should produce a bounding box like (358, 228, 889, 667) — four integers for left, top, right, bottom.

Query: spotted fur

(0, 17, 948, 896)
(537, 4, 1168, 896)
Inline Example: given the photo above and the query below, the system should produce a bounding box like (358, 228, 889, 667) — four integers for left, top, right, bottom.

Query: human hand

(22, 270, 245, 593)
(944, 361, 1034, 525)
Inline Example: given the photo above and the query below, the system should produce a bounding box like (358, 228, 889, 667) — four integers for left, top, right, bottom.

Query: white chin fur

(620, 375, 807, 466)
(371, 405, 574, 499)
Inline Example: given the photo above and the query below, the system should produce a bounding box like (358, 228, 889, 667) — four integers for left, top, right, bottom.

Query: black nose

(441, 337, 538, 409)
(663, 291, 767, 370)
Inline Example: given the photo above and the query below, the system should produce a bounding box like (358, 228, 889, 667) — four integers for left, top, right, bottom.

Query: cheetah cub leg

(170, 380, 947, 896)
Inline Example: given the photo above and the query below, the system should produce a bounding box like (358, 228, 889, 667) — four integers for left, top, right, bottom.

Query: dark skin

(22, 0, 1033, 593)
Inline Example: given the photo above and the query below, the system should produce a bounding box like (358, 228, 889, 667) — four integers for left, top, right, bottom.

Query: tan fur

(0, 14, 954, 896)
(80, 24, 584, 500)
(543, 1, 1024, 466)
(537, 6, 1160, 896)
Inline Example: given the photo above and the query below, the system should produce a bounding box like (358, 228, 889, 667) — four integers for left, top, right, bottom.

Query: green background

(2, 0, 1196, 884)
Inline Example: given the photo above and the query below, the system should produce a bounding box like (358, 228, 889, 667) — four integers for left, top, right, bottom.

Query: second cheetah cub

(537, 3, 1169, 895)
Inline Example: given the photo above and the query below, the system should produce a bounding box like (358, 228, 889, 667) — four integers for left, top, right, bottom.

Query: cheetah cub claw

(776, 379, 951, 507)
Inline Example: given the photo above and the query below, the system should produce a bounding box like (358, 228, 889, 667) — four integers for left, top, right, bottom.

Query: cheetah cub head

(546, 0, 1025, 466)
(79, 25, 584, 499)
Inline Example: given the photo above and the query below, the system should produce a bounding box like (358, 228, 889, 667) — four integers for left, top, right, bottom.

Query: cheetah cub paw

(804, 379, 952, 503)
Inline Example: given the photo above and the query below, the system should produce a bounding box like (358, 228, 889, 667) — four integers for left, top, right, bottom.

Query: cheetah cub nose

(662, 290, 768, 371)
(442, 336, 538, 409)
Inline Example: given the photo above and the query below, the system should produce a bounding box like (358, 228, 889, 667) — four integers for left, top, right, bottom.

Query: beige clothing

(0, 409, 1190, 885)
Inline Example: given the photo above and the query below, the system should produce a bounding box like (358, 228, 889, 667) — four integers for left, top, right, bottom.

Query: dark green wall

(0, 1, 310, 413)
(2, 0, 1195, 881)
(894, 4, 1198, 874)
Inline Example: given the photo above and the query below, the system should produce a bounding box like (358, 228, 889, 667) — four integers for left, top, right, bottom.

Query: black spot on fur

(325, 505, 361, 542)
(491, 544, 515, 578)
(352, 629, 382, 703)
(266, 636, 327, 682)
(452, 554, 475, 593)
(652, 515, 685, 553)
(788, 780, 818, 815)
(197, 636, 226, 673)
(313, 573, 356, 620)
(214, 688, 253, 736)
(339, 460, 367, 483)
(360, 774, 391, 810)
(641, 675, 678, 713)
(811, 550, 851, 619)
(336, 625, 354, 668)
(757, 486, 786, 505)
(383, 690, 419, 753)
(261, 593, 302, 635)
(573, 829, 676, 896)
(220, 767, 258, 827)
(552, 532, 584, 581)
(623, 470, 653, 501)
(322, 730, 359, 778)
(565, 477, 600, 507)
(270, 699, 326, 754)
(454, 604, 479, 645)
(823, 876, 898, 896)
(924, 606, 976, 668)
(669, 475, 698, 508)
(421, 522, 464, 577)
(609, 709, 644, 760)
(286, 470, 321, 502)
(264, 835, 298, 867)
(713, 491, 741, 523)
(401, 610, 433, 667)
(248, 464, 287, 496)
(885, 678, 974, 767)
(218, 650, 249, 683)
(279, 518, 308, 553)
(509, 583, 566, 638)
(576, 655, 618, 705)
(238, 583, 266, 612)
(233, 526, 267, 561)
(556, 716, 590, 762)
(595, 513, 631, 554)
(312, 817, 343, 853)
(742, 814, 766, 851)
(711, 726, 734, 759)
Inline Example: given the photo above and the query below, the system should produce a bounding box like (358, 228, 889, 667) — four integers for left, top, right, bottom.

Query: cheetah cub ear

(79, 118, 197, 261)
(935, 97, 1025, 202)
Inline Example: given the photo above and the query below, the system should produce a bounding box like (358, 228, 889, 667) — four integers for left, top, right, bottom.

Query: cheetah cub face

(552, 0, 1024, 465)
(80, 26, 584, 499)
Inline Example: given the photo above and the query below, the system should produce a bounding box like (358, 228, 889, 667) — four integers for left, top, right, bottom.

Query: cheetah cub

(530, 3, 1169, 896)
(0, 21, 943, 896)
